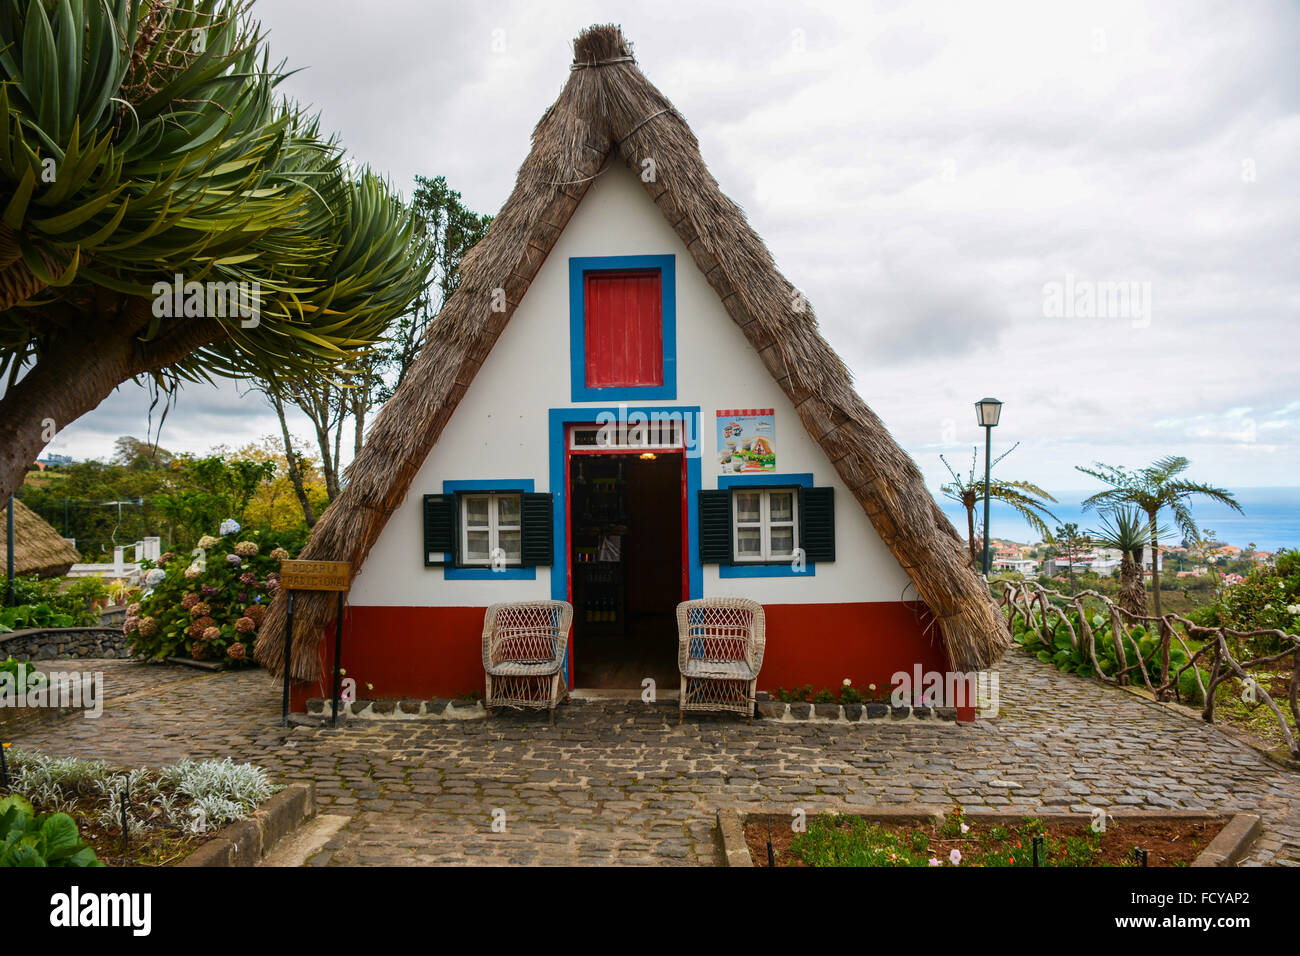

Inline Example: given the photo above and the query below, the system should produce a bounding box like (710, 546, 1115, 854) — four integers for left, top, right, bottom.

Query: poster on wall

(716, 408, 776, 473)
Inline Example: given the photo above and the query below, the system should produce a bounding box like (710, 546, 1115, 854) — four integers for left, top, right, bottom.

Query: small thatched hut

(256, 24, 1009, 710)
(3, 498, 80, 578)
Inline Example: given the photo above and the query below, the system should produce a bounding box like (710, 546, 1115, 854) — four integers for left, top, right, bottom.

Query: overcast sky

(49, 0, 1300, 493)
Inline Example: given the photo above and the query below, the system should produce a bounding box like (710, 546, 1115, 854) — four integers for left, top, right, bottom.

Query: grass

(1211, 671, 1298, 750)
(762, 808, 1221, 868)
(788, 812, 1101, 867)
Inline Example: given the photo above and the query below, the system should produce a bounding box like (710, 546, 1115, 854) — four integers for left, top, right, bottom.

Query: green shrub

(3, 576, 102, 626)
(839, 684, 865, 704)
(0, 657, 45, 686)
(0, 795, 102, 867)
(0, 603, 75, 632)
(774, 684, 813, 703)
(1177, 666, 1211, 705)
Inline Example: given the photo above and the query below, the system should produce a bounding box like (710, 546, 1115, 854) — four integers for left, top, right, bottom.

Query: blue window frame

(441, 479, 536, 581)
(717, 473, 817, 578)
(569, 255, 677, 402)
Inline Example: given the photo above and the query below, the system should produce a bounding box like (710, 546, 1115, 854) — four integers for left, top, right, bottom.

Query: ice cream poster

(717, 409, 776, 473)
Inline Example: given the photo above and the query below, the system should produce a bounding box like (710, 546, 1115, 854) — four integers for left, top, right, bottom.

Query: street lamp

(974, 398, 1003, 577)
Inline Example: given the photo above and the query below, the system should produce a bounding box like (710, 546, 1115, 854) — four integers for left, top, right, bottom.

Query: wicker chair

(676, 597, 766, 724)
(482, 601, 573, 725)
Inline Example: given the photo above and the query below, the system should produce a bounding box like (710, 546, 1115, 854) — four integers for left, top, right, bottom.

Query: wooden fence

(999, 581, 1299, 758)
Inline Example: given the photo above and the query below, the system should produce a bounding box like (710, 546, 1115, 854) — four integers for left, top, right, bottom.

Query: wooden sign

(279, 559, 351, 592)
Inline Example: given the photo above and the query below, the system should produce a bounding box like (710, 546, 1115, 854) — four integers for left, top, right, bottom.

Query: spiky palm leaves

(1087, 506, 1158, 616)
(1077, 456, 1242, 697)
(0, 1, 431, 500)
(941, 448, 1058, 567)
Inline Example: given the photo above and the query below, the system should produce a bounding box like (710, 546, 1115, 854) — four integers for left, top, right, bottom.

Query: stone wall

(0, 627, 129, 661)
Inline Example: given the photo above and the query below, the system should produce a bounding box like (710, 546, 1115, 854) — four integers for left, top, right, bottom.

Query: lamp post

(974, 398, 1003, 577)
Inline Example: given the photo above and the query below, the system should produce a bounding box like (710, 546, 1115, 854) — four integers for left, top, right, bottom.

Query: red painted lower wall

(288, 601, 964, 714)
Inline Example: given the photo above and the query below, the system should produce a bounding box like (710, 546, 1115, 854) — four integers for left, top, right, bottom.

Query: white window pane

(497, 494, 521, 526)
(770, 526, 795, 556)
(770, 491, 794, 522)
(465, 530, 490, 561)
(464, 496, 489, 527)
(498, 530, 522, 561)
(736, 528, 762, 557)
(735, 492, 761, 523)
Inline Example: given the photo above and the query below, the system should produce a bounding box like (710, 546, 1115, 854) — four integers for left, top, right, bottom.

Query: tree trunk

(270, 392, 317, 528)
(352, 388, 366, 462)
(1117, 551, 1147, 617)
(965, 502, 978, 567)
(1147, 510, 1170, 698)
(313, 415, 339, 501)
(0, 308, 223, 503)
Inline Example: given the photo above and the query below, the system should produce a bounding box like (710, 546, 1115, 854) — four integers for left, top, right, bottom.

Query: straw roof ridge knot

(572, 23, 634, 65)
(570, 56, 635, 70)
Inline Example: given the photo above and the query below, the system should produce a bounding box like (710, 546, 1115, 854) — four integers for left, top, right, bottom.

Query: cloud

(48, 0, 1300, 494)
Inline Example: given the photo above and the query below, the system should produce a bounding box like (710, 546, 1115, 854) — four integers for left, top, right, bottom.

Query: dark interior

(570, 453, 682, 688)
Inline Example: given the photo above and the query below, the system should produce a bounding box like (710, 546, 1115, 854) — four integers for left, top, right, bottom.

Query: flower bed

(741, 808, 1233, 868)
(127, 523, 300, 667)
(3, 748, 277, 866)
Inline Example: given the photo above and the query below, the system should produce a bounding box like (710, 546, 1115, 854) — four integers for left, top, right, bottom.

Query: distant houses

(986, 535, 1269, 583)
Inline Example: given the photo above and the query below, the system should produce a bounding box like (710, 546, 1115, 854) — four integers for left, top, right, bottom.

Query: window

(423, 484, 552, 576)
(698, 478, 834, 575)
(460, 493, 522, 566)
(569, 256, 677, 401)
(732, 488, 798, 562)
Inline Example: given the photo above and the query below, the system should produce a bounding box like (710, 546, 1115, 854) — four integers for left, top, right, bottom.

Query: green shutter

(423, 494, 456, 566)
(520, 492, 554, 566)
(698, 489, 733, 564)
(799, 486, 835, 562)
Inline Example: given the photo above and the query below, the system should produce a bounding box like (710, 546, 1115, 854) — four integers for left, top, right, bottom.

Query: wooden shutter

(423, 494, 456, 566)
(520, 492, 554, 567)
(698, 489, 733, 564)
(799, 486, 835, 562)
(585, 270, 663, 387)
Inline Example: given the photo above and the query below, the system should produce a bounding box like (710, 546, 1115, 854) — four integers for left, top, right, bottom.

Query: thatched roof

(255, 24, 1010, 681)
(3, 498, 80, 578)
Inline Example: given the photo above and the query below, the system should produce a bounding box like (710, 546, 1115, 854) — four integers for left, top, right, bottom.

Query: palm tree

(1077, 456, 1242, 693)
(1087, 506, 1162, 617)
(941, 447, 1058, 568)
(1048, 522, 1089, 594)
(0, 1, 432, 503)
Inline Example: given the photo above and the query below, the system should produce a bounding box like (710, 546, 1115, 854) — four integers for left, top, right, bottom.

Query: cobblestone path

(8, 653, 1298, 865)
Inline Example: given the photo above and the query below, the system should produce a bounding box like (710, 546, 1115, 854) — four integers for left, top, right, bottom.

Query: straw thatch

(255, 24, 1010, 681)
(2, 498, 80, 578)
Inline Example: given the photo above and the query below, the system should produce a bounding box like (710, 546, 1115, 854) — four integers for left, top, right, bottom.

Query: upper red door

(584, 269, 663, 388)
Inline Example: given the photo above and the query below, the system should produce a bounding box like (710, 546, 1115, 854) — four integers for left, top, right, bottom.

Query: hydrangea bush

(126, 521, 303, 666)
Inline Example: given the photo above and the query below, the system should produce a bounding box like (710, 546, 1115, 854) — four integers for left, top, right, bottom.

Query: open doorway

(569, 451, 683, 688)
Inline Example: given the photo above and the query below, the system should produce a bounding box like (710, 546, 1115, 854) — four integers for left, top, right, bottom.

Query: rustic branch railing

(999, 581, 1299, 758)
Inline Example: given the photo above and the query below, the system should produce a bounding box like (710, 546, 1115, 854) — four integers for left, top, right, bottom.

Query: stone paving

(5, 651, 1298, 865)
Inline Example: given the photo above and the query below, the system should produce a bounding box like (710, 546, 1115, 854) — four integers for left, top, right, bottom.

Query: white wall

(349, 165, 913, 607)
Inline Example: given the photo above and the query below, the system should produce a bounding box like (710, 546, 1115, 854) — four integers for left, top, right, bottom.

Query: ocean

(934, 486, 1300, 552)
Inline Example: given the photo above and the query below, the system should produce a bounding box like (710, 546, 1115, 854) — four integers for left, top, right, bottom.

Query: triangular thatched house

(3, 498, 80, 578)
(256, 24, 1008, 707)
